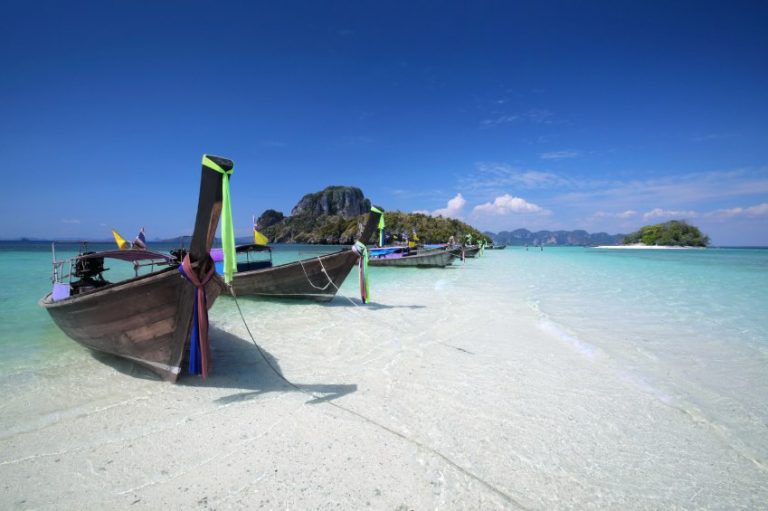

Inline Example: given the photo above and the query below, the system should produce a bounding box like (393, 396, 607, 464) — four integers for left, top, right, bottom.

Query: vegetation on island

(374, 211, 487, 244)
(487, 228, 625, 246)
(623, 220, 709, 247)
(257, 186, 487, 245)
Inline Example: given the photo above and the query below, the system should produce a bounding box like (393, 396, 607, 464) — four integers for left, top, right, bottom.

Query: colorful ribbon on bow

(352, 241, 370, 304)
(202, 155, 236, 284)
(179, 254, 216, 377)
(371, 206, 385, 247)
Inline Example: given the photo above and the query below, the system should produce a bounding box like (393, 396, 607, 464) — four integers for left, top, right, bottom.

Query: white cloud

(540, 150, 580, 160)
(480, 115, 519, 127)
(643, 208, 698, 220)
(591, 210, 638, 220)
(706, 202, 768, 219)
(480, 108, 560, 128)
(552, 168, 768, 210)
(389, 188, 448, 200)
(473, 194, 549, 216)
(461, 162, 570, 192)
(526, 108, 556, 124)
(432, 193, 467, 219)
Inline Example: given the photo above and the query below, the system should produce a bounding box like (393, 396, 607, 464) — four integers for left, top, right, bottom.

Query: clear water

(1, 242, 767, 506)
(485, 246, 768, 466)
(0, 241, 343, 373)
(3, 242, 766, 379)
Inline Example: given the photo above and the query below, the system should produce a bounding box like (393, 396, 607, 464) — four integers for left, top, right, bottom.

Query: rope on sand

(226, 286, 529, 509)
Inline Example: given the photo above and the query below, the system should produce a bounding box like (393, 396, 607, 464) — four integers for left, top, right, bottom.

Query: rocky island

(487, 229, 625, 246)
(257, 186, 487, 244)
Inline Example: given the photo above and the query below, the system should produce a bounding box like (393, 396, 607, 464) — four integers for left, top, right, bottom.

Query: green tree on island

(623, 220, 709, 247)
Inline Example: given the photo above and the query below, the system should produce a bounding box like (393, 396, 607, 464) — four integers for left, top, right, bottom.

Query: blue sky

(2, 1, 767, 245)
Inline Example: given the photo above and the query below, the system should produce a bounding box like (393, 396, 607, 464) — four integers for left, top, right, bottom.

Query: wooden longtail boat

(447, 245, 481, 259)
(228, 206, 384, 302)
(487, 244, 507, 250)
(458, 245, 481, 258)
(39, 155, 234, 382)
(368, 247, 456, 268)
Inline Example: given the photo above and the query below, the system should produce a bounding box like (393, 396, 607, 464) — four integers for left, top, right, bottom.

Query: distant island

(257, 186, 487, 244)
(487, 229, 625, 246)
(622, 220, 709, 247)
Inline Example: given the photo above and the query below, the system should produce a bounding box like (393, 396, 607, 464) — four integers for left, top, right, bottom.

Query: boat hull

(39, 267, 227, 382)
(231, 249, 358, 302)
(369, 249, 455, 268)
(462, 246, 481, 258)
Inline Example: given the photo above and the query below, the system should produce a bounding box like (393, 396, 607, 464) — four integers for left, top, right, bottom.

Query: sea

(1, 241, 767, 506)
(0, 241, 350, 375)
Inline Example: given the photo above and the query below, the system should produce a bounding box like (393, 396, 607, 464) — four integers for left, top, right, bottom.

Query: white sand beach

(2, 256, 766, 510)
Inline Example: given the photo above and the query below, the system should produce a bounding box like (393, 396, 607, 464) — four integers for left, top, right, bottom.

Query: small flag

(134, 227, 146, 249)
(253, 215, 269, 245)
(112, 229, 130, 249)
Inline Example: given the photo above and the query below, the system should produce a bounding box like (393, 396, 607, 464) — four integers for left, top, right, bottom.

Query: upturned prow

(189, 155, 234, 269)
(359, 205, 385, 244)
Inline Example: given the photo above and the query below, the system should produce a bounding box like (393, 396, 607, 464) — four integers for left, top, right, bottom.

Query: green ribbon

(202, 155, 236, 284)
(371, 206, 385, 247)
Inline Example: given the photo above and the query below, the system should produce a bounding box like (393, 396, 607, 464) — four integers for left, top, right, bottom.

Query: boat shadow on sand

(325, 298, 427, 310)
(90, 326, 357, 405)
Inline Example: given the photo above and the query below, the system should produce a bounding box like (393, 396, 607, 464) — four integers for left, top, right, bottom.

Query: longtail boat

(368, 246, 456, 268)
(446, 245, 480, 259)
(39, 155, 235, 382)
(227, 206, 384, 302)
(465, 245, 482, 257)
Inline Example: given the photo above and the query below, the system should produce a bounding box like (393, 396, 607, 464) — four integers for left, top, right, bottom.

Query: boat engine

(170, 248, 188, 263)
(71, 252, 108, 294)
(74, 252, 105, 278)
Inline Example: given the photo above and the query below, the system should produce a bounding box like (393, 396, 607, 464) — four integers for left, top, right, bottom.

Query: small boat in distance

(226, 206, 384, 301)
(464, 245, 482, 258)
(39, 155, 235, 382)
(368, 246, 456, 268)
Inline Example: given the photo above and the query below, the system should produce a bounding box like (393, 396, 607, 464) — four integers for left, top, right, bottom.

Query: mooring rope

(226, 287, 526, 509)
(297, 256, 334, 291)
(294, 252, 366, 308)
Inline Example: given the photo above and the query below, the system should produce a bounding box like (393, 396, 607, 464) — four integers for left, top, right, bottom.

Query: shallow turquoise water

(475, 246, 768, 465)
(0, 241, 344, 373)
(3, 243, 766, 373)
(2, 243, 767, 460)
(0, 243, 768, 509)
(2, 242, 768, 504)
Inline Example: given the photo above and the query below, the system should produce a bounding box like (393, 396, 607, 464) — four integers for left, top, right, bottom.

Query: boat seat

(51, 282, 71, 301)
